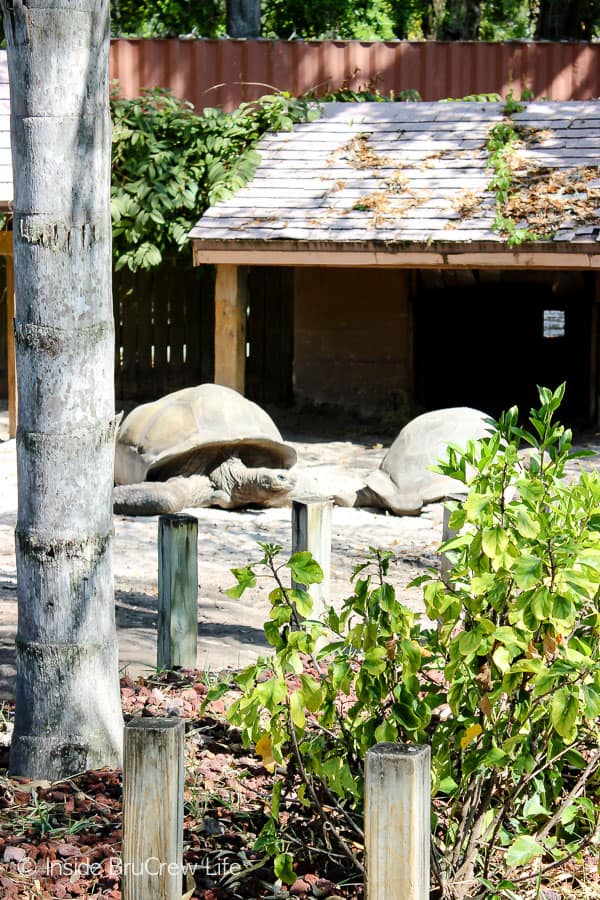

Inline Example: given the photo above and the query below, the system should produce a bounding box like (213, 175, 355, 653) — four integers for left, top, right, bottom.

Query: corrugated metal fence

(110, 39, 600, 110)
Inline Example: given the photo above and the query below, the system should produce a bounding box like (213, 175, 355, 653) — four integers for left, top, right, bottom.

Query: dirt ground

(1, 404, 599, 701)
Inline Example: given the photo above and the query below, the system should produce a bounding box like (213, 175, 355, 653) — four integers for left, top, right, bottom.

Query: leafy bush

(261, 0, 398, 40)
(206, 385, 600, 895)
(110, 87, 319, 271)
(111, 0, 225, 38)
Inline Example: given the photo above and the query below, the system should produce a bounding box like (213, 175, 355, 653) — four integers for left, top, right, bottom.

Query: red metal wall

(110, 39, 600, 110)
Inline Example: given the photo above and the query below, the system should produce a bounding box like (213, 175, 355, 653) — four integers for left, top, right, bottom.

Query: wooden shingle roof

(190, 100, 600, 268)
(0, 51, 11, 211)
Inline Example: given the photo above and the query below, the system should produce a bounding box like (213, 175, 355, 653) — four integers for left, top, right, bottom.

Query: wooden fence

(110, 38, 600, 111)
(0, 263, 294, 408)
(114, 264, 215, 403)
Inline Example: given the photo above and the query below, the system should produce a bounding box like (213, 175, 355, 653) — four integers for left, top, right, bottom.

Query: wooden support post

(6, 251, 16, 439)
(365, 742, 430, 900)
(214, 263, 247, 394)
(292, 498, 332, 621)
(122, 718, 185, 900)
(440, 503, 455, 587)
(440, 492, 465, 587)
(158, 514, 198, 669)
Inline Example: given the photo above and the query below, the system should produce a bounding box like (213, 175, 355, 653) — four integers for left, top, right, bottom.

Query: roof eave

(191, 238, 600, 270)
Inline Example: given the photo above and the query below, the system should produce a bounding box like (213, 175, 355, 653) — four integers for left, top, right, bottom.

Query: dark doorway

(413, 270, 595, 426)
(246, 267, 294, 405)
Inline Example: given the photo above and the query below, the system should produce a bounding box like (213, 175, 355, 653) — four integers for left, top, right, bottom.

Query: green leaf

(400, 639, 422, 675)
(506, 835, 545, 867)
(204, 682, 230, 705)
(482, 527, 509, 560)
(470, 573, 495, 595)
(288, 551, 323, 586)
(438, 775, 459, 794)
(552, 594, 574, 624)
(550, 686, 579, 739)
(300, 674, 323, 712)
(289, 691, 306, 729)
(331, 658, 353, 692)
(514, 554, 543, 589)
(226, 566, 256, 598)
(523, 795, 551, 818)
(582, 683, 600, 719)
(271, 778, 283, 820)
(274, 852, 295, 885)
(464, 491, 493, 521)
(483, 746, 509, 767)
(424, 582, 453, 619)
(256, 676, 287, 710)
(263, 620, 284, 648)
(531, 587, 553, 621)
(374, 720, 398, 743)
(512, 505, 541, 539)
(458, 629, 483, 656)
(492, 644, 512, 674)
(362, 646, 387, 676)
(290, 588, 313, 618)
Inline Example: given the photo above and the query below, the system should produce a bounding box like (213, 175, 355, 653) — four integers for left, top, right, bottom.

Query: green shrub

(207, 385, 600, 894)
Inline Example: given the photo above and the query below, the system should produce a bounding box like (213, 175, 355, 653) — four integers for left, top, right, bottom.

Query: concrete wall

(294, 267, 413, 416)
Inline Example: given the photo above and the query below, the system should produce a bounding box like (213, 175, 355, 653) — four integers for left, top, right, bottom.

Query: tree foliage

(110, 0, 225, 37)
(110, 0, 600, 41)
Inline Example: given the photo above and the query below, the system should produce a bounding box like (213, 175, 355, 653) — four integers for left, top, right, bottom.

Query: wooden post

(440, 492, 465, 586)
(440, 504, 455, 587)
(122, 718, 185, 900)
(214, 263, 247, 394)
(292, 498, 332, 621)
(158, 514, 198, 669)
(365, 742, 430, 900)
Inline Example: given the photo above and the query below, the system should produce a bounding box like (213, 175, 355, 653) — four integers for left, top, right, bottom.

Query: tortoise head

(231, 466, 296, 508)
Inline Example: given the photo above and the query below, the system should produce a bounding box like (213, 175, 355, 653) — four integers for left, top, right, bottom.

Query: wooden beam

(194, 246, 600, 271)
(6, 252, 15, 439)
(214, 263, 247, 394)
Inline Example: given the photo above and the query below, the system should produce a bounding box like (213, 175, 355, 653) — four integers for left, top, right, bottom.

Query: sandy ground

(0, 409, 446, 699)
(2, 405, 599, 701)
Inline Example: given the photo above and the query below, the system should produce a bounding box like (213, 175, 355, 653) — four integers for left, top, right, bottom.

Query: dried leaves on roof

(328, 133, 390, 169)
(502, 164, 600, 238)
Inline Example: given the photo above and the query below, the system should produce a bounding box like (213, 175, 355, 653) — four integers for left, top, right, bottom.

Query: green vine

(110, 86, 320, 271)
(486, 93, 540, 246)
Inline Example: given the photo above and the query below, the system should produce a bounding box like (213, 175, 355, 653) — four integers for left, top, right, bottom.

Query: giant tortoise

(113, 384, 297, 516)
(336, 407, 491, 514)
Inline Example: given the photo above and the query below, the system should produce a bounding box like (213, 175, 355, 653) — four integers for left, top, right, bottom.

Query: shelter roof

(190, 100, 600, 267)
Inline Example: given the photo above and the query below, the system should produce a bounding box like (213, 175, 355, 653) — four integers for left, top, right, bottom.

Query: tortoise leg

(113, 475, 213, 516)
(333, 485, 382, 509)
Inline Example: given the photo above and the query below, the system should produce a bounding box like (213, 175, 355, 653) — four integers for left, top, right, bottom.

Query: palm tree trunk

(2, 0, 123, 778)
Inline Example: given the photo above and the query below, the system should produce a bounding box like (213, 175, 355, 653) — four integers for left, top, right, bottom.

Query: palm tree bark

(2, 0, 123, 778)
